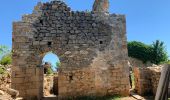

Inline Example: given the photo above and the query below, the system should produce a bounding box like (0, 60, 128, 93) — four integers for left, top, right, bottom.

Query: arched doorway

(42, 52, 60, 97)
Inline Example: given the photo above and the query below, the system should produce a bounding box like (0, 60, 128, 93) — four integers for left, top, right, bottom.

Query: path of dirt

(121, 97, 137, 100)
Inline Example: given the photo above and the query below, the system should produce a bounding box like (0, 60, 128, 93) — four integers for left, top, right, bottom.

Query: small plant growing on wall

(0, 53, 12, 66)
(56, 62, 61, 68)
(0, 67, 5, 74)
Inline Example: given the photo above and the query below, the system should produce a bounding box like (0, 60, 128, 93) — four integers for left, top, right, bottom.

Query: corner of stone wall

(134, 66, 161, 96)
(12, 1, 45, 99)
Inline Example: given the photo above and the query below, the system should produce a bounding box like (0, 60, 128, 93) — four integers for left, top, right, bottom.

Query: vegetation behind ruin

(128, 40, 168, 64)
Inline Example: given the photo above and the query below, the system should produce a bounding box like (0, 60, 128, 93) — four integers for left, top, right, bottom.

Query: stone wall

(12, 0, 129, 99)
(128, 57, 152, 68)
(93, 0, 109, 12)
(43, 75, 54, 96)
(53, 76, 58, 95)
(134, 66, 161, 96)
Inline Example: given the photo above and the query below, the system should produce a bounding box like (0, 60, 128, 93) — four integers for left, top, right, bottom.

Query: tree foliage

(0, 45, 9, 56)
(150, 40, 168, 64)
(0, 67, 5, 74)
(128, 41, 152, 63)
(56, 61, 61, 67)
(47, 67, 53, 75)
(128, 40, 168, 64)
(0, 53, 12, 66)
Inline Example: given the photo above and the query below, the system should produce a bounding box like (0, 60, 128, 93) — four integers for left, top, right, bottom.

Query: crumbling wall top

(92, 0, 109, 13)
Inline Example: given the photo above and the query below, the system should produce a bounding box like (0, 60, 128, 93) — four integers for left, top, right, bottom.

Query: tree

(0, 45, 9, 55)
(151, 40, 168, 64)
(128, 40, 168, 65)
(128, 41, 152, 63)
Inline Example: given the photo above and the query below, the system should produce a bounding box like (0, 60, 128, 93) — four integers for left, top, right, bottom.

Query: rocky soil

(44, 75, 54, 96)
(0, 65, 20, 100)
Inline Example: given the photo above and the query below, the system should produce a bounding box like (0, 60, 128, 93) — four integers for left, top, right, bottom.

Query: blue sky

(42, 52, 59, 70)
(0, 0, 170, 60)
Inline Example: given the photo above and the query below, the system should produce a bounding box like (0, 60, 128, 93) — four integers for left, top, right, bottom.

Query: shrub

(0, 67, 5, 74)
(47, 68, 53, 75)
(56, 62, 61, 67)
(128, 41, 152, 63)
(0, 53, 12, 66)
(128, 40, 168, 64)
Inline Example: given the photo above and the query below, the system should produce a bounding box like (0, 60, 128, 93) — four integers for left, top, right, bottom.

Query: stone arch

(41, 51, 59, 96)
(12, 0, 129, 99)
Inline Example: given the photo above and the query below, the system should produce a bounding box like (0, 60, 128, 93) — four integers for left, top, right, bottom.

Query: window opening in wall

(100, 41, 103, 44)
(69, 74, 73, 83)
(42, 52, 60, 97)
(40, 19, 43, 25)
(48, 42, 52, 47)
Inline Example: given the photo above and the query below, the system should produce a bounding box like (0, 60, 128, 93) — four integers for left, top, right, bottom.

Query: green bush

(56, 62, 61, 67)
(0, 67, 5, 74)
(0, 54, 12, 66)
(128, 41, 152, 63)
(128, 40, 168, 64)
(47, 68, 53, 75)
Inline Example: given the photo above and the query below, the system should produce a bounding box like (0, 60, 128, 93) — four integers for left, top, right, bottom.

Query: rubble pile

(0, 65, 20, 100)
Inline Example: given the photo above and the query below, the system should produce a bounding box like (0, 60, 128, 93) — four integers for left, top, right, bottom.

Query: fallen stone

(6, 88, 19, 98)
(16, 97, 24, 100)
(130, 92, 143, 100)
(0, 90, 4, 95)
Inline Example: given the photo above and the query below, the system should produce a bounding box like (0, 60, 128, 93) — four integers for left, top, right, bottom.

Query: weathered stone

(93, 0, 109, 12)
(134, 65, 162, 96)
(12, 0, 129, 99)
(7, 88, 19, 98)
(0, 90, 4, 95)
(64, 51, 71, 55)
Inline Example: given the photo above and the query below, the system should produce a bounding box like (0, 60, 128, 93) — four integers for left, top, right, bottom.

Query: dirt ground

(121, 96, 154, 100)
(121, 97, 137, 100)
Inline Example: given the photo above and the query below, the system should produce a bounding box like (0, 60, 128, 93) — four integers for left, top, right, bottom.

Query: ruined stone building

(12, 0, 129, 99)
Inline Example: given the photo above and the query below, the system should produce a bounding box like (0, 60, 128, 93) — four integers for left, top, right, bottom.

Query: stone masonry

(12, 0, 129, 99)
(93, 0, 109, 12)
(134, 66, 162, 96)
